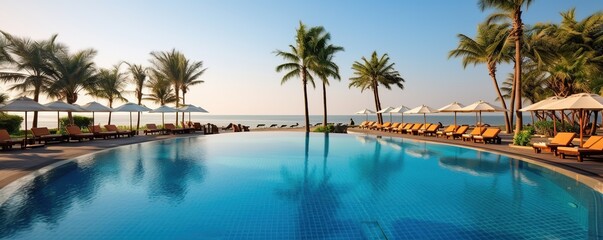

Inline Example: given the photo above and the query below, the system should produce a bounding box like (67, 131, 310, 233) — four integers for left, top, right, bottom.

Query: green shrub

(60, 115, 93, 129)
(513, 129, 533, 146)
(533, 120, 578, 136)
(0, 114, 24, 134)
(313, 125, 334, 133)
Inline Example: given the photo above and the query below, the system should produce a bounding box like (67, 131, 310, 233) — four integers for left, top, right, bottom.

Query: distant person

(350, 118, 355, 126)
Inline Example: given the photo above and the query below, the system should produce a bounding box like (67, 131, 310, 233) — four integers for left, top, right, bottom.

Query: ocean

(14, 112, 514, 129)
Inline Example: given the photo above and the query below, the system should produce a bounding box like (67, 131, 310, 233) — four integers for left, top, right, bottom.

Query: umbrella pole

(454, 112, 457, 127)
(129, 112, 133, 132)
(189, 112, 191, 123)
(552, 111, 557, 136)
(389, 113, 392, 123)
(402, 113, 404, 124)
(162, 113, 165, 127)
(580, 109, 584, 148)
(365, 114, 368, 122)
(24, 111, 28, 146)
(423, 113, 426, 130)
(92, 112, 95, 126)
(57, 111, 60, 131)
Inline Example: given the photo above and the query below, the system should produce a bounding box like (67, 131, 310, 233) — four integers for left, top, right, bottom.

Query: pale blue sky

(1, 0, 600, 114)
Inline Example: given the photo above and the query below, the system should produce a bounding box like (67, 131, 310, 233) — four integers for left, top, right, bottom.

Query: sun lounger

(164, 123, 186, 134)
(193, 122, 205, 132)
(88, 125, 118, 139)
(280, 124, 288, 128)
(290, 123, 299, 128)
(446, 125, 469, 139)
(143, 124, 163, 135)
(396, 123, 413, 134)
(419, 124, 439, 136)
(0, 129, 25, 150)
(65, 126, 94, 142)
(473, 128, 502, 144)
(256, 124, 265, 128)
(104, 125, 135, 138)
(461, 127, 486, 142)
(384, 122, 401, 132)
(532, 132, 576, 155)
(31, 127, 65, 144)
(409, 123, 426, 135)
(436, 125, 457, 138)
(269, 124, 278, 128)
(376, 122, 392, 131)
(557, 136, 603, 162)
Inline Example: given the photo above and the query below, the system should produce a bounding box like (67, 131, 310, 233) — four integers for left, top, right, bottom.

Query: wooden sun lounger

(164, 123, 186, 134)
(384, 122, 401, 132)
(65, 126, 94, 142)
(409, 123, 426, 135)
(31, 127, 65, 144)
(473, 128, 502, 144)
(446, 125, 469, 139)
(256, 124, 265, 128)
(0, 129, 25, 150)
(397, 123, 413, 134)
(532, 132, 576, 155)
(88, 125, 118, 139)
(104, 125, 135, 137)
(461, 127, 486, 142)
(143, 124, 163, 135)
(436, 125, 457, 138)
(419, 124, 439, 136)
(557, 136, 603, 162)
(376, 122, 392, 131)
(269, 124, 278, 128)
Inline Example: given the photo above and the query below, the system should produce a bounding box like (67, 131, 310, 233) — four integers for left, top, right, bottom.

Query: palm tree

(310, 29, 344, 127)
(90, 64, 128, 124)
(0, 92, 7, 105)
(179, 58, 206, 121)
(46, 49, 98, 123)
(127, 63, 147, 131)
(275, 22, 323, 132)
(349, 51, 405, 124)
(144, 72, 177, 106)
(449, 22, 513, 133)
(0, 34, 11, 64)
(0, 33, 65, 127)
(479, 0, 535, 135)
(150, 49, 185, 124)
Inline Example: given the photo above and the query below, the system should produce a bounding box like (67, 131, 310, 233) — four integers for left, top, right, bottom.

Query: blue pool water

(0, 132, 601, 239)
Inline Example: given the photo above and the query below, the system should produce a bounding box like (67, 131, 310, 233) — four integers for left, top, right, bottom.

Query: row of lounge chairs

(256, 123, 300, 128)
(358, 121, 502, 144)
(532, 132, 603, 162)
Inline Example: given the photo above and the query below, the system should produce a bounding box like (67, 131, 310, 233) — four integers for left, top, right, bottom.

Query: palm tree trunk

(488, 65, 511, 133)
(302, 70, 310, 133)
(509, 63, 517, 129)
(513, 9, 524, 137)
(175, 85, 180, 126)
(373, 81, 383, 124)
(322, 82, 327, 126)
(181, 90, 186, 124)
(108, 100, 113, 125)
(32, 86, 40, 128)
(136, 97, 142, 133)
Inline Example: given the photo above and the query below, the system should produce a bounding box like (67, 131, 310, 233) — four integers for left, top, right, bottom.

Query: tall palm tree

(275, 22, 323, 132)
(150, 49, 185, 124)
(90, 64, 128, 124)
(0, 33, 65, 127)
(179, 58, 206, 120)
(127, 63, 147, 131)
(0, 34, 11, 64)
(144, 72, 177, 106)
(46, 49, 98, 123)
(449, 22, 513, 133)
(310, 29, 344, 127)
(479, 0, 535, 135)
(349, 51, 405, 124)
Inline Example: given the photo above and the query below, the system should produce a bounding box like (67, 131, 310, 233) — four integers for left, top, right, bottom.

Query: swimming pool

(0, 132, 601, 239)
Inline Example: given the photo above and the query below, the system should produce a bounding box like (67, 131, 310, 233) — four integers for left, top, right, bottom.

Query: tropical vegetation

(349, 51, 405, 124)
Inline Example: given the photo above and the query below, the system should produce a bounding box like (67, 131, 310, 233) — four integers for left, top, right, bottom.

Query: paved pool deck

(1, 128, 602, 190)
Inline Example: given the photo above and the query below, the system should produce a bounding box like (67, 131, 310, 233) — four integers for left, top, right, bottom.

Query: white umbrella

(355, 108, 375, 122)
(438, 102, 465, 127)
(519, 96, 565, 134)
(149, 105, 178, 127)
(44, 101, 84, 130)
(390, 105, 410, 123)
(536, 93, 603, 147)
(459, 100, 507, 133)
(0, 97, 52, 146)
(113, 103, 151, 132)
(377, 106, 395, 122)
(178, 104, 209, 124)
(404, 105, 439, 129)
(81, 101, 113, 125)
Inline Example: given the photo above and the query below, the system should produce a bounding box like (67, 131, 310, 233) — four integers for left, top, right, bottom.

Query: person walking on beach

(350, 118, 355, 126)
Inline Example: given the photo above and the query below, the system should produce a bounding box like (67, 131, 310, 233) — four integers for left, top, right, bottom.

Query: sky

(0, 0, 601, 115)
